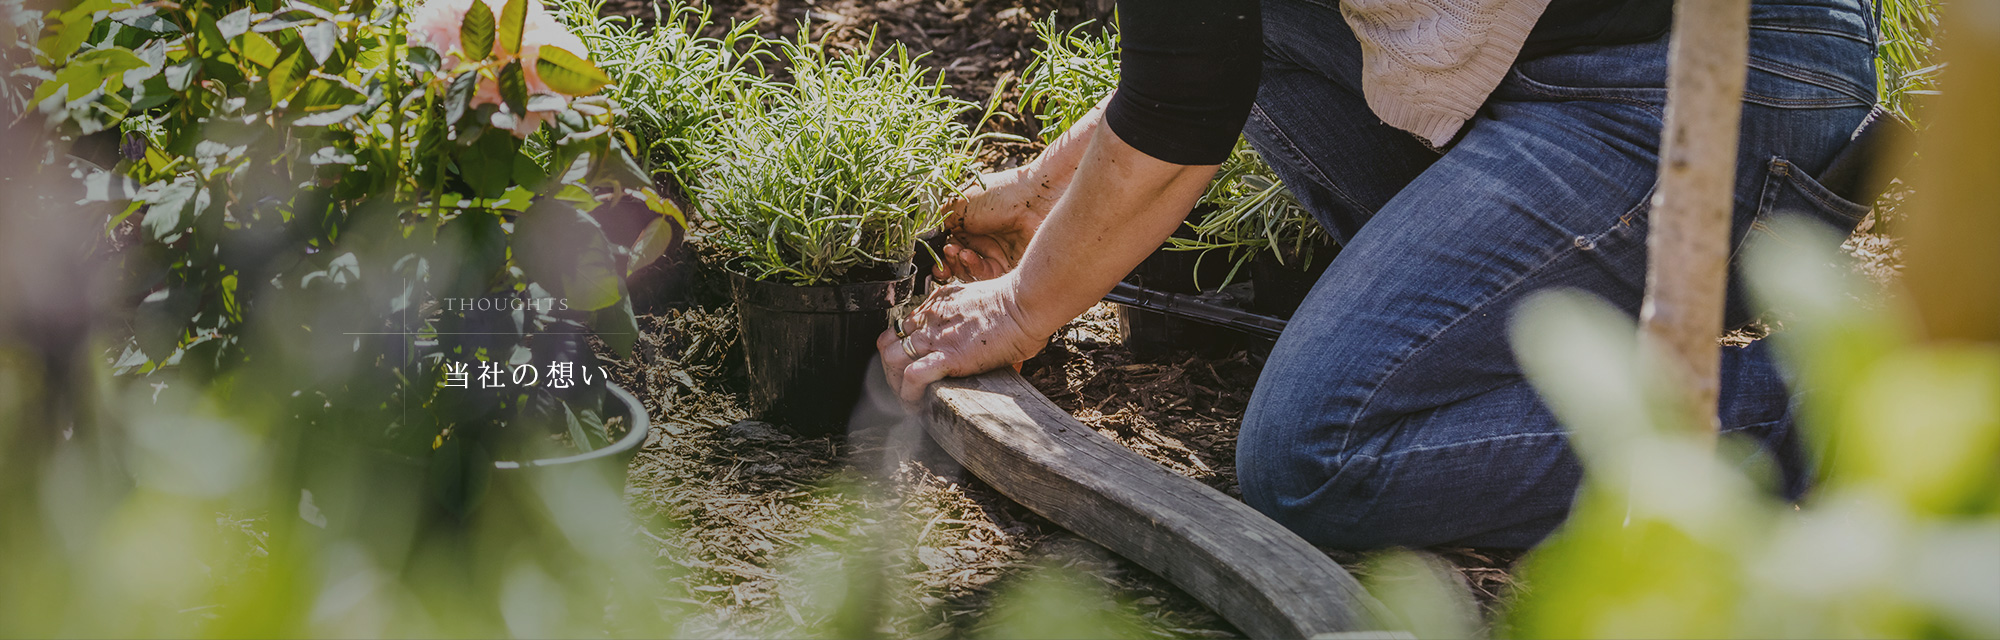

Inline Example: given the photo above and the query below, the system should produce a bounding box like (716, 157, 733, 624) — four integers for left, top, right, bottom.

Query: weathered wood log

(922, 369, 1391, 639)
(1641, 0, 1753, 438)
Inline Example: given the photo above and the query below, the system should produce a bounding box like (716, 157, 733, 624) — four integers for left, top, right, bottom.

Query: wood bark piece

(1641, 0, 1753, 436)
(922, 370, 1391, 639)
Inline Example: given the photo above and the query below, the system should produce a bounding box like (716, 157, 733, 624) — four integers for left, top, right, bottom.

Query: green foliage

(1022, 15, 1323, 290)
(0, 362, 675, 636)
(1170, 142, 1328, 289)
(977, 566, 1146, 639)
(1019, 16, 1118, 145)
(547, 0, 767, 197)
(0, 1, 46, 119)
(1485, 217, 2000, 638)
(695, 34, 991, 286)
(534, 44, 609, 95)
(1358, 551, 1481, 640)
(0, 0, 702, 631)
(498, 0, 526, 55)
(1876, 0, 1941, 121)
(29, 0, 685, 464)
(462, 0, 495, 60)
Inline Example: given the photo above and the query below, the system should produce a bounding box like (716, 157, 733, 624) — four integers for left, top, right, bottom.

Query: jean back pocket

(1757, 156, 1873, 231)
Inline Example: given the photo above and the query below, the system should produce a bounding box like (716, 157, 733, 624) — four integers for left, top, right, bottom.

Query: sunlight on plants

(1019, 16, 1117, 145)
(694, 33, 999, 286)
(1, 0, 681, 634)
(1877, 0, 1942, 121)
(1173, 142, 1329, 290)
(547, 0, 766, 198)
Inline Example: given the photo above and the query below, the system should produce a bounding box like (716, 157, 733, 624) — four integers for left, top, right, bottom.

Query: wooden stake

(1902, 2, 2000, 343)
(1641, 0, 1753, 438)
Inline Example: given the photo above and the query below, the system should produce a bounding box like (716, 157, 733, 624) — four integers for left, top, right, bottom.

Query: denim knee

(1237, 428, 1396, 549)
(1236, 391, 1379, 545)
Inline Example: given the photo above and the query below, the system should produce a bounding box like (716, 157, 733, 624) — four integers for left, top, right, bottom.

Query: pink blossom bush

(406, 0, 595, 136)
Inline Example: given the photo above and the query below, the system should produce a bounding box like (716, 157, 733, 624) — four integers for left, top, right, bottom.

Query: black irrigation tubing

(1102, 282, 1288, 341)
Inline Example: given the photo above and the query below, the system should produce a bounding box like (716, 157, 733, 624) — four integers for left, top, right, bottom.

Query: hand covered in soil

(878, 276, 1047, 405)
(933, 165, 1064, 282)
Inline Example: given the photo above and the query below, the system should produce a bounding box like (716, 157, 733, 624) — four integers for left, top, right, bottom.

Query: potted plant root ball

(694, 36, 989, 433)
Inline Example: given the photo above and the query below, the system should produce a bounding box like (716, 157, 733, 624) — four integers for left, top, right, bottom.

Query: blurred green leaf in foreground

(1498, 217, 1997, 638)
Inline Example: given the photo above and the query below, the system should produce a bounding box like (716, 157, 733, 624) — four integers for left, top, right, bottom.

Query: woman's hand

(932, 99, 1109, 283)
(878, 276, 1047, 405)
(881, 99, 1215, 405)
(934, 165, 1062, 282)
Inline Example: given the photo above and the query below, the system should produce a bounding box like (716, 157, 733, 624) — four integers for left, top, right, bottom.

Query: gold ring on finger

(894, 316, 909, 339)
(901, 336, 920, 360)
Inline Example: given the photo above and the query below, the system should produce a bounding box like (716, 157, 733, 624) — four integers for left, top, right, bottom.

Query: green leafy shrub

(1019, 17, 1117, 145)
(35, 0, 682, 459)
(694, 35, 990, 286)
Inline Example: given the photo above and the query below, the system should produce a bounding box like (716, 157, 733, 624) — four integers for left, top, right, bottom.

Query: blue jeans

(1237, 0, 1878, 549)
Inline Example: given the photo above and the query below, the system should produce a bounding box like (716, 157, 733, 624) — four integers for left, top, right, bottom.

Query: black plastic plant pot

(728, 265, 916, 435)
(1117, 301, 1241, 361)
(1117, 220, 1241, 361)
(1249, 240, 1338, 320)
(626, 238, 704, 313)
(424, 382, 653, 521)
(492, 382, 652, 481)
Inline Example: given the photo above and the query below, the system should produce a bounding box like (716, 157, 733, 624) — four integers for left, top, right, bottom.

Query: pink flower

(406, 0, 594, 136)
(406, 0, 477, 62)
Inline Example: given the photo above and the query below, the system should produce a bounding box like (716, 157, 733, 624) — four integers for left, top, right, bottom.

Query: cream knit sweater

(1341, 0, 1554, 147)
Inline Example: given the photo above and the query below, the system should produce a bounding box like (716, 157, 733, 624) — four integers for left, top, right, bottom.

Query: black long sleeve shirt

(1105, 0, 1673, 166)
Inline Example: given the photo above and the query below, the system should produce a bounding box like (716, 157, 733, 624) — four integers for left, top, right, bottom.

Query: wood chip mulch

(600, 306, 1240, 638)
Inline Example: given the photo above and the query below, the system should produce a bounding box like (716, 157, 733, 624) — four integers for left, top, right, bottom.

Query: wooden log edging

(922, 370, 1393, 639)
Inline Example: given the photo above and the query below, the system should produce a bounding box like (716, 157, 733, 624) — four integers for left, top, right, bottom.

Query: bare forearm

(994, 98, 1110, 209)
(1007, 123, 1218, 337)
(881, 103, 1219, 404)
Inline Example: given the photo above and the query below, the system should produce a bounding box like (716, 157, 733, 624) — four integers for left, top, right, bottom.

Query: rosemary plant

(695, 36, 991, 286)
(1875, 0, 1941, 122)
(1170, 142, 1329, 288)
(1020, 17, 1119, 144)
(1021, 15, 1324, 289)
(548, 0, 768, 195)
